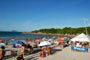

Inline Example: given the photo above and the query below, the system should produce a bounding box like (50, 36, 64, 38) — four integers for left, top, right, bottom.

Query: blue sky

(0, 0, 90, 32)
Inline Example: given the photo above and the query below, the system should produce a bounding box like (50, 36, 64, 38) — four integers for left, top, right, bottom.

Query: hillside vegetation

(32, 27, 90, 35)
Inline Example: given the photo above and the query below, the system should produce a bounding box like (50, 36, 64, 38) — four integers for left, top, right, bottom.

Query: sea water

(0, 32, 58, 44)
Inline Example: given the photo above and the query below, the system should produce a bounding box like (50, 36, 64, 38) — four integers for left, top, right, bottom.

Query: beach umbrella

(0, 40, 3, 43)
(12, 40, 25, 48)
(38, 41, 51, 46)
(0, 43, 5, 47)
(12, 40, 25, 44)
(34, 39, 41, 43)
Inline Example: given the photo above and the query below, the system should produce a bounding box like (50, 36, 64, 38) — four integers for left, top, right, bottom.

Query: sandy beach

(43, 46, 90, 60)
(3, 45, 90, 60)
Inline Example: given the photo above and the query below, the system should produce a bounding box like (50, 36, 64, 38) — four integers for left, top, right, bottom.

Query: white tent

(38, 41, 51, 46)
(71, 33, 90, 42)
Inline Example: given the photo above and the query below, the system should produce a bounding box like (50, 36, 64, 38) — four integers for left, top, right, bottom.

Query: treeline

(32, 27, 90, 35)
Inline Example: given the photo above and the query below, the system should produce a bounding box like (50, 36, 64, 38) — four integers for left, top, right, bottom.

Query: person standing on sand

(17, 44, 26, 60)
(40, 47, 46, 58)
(25, 38, 33, 54)
(58, 36, 64, 49)
(25, 38, 31, 49)
(0, 46, 5, 60)
(48, 47, 52, 55)
(0, 49, 2, 60)
(25, 38, 31, 45)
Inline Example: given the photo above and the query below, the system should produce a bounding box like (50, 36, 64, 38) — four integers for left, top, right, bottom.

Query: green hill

(32, 27, 90, 35)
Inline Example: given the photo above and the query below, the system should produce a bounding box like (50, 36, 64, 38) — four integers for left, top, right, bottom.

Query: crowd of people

(16, 39, 33, 60)
(58, 36, 70, 49)
(40, 47, 52, 58)
(0, 38, 33, 60)
(73, 41, 89, 48)
(0, 36, 70, 60)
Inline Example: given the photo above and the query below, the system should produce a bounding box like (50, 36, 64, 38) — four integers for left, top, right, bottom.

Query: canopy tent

(71, 33, 90, 42)
(38, 41, 51, 46)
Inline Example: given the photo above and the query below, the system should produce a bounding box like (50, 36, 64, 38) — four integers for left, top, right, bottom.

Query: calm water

(0, 32, 58, 43)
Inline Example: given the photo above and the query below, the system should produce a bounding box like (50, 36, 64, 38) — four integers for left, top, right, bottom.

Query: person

(0, 46, 5, 60)
(25, 38, 33, 54)
(58, 36, 64, 49)
(25, 39, 33, 54)
(17, 44, 26, 60)
(25, 38, 31, 46)
(40, 48, 46, 58)
(27, 44, 33, 54)
(48, 47, 52, 55)
(76, 42, 82, 48)
(0, 49, 2, 60)
(33, 42, 38, 48)
(34, 38, 41, 47)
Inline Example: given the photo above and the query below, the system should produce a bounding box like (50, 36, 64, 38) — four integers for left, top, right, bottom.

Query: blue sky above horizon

(0, 0, 90, 32)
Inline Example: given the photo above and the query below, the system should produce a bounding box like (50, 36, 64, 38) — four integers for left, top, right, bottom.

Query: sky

(0, 0, 90, 32)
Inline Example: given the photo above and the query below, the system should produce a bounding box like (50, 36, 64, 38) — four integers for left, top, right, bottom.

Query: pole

(85, 22, 88, 35)
(83, 18, 88, 35)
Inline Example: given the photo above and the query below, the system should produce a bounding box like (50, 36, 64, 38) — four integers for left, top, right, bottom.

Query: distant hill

(32, 27, 90, 35)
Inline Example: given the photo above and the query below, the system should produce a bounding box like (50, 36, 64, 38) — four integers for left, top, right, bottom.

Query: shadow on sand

(50, 48, 62, 55)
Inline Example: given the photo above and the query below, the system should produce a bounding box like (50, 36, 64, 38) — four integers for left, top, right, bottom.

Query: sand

(5, 45, 90, 60)
(43, 46, 90, 60)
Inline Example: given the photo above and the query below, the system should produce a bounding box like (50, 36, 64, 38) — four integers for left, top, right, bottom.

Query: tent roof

(71, 33, 90, 42)
(38, 41, 51, 46)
